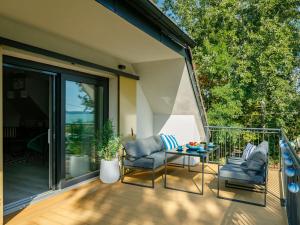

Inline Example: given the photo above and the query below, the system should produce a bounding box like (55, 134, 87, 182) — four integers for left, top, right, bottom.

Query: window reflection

(65, 81, 97, 179)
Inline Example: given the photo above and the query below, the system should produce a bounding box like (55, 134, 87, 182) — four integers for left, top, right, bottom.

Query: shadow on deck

(4, 164, 287, 225)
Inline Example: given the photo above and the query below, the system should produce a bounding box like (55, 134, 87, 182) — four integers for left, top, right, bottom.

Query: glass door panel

(65, 80, 97, 180)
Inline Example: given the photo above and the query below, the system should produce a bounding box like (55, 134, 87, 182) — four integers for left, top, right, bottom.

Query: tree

(159, 0, 300, 138)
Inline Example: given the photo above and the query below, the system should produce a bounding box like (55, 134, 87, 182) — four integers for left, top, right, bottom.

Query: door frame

(59, 73, 109, 188)
(2, 56, 57, 210)
(2, 55, 109, 191)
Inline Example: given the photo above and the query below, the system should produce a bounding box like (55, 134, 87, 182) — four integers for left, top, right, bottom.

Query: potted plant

(96, 120, 122, 183)
(67, 121, 90, 178)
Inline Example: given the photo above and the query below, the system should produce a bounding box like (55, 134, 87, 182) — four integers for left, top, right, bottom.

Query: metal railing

(205, 126, 281, 166)
(205, 126, 300, 225)
(280, 131, 300, 225)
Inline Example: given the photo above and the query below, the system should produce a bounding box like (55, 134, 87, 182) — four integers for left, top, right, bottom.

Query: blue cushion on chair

(125, 136, 164, 158)
(241, 150, 267, 172)
(160, 134, 179, 150)
(256, 141, 269, 156)
(124, 151, 178, 169)
(242, 143, 256, 160)
(219, 164, 265, 184)
(227, 157, 246, 165)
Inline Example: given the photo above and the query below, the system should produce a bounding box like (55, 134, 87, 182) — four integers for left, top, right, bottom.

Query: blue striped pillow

(160, 134, 179, 150)
(242, 143, 256, 160)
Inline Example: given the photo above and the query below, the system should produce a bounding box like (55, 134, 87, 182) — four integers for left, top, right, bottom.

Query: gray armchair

(217, 141, 269, 206)
(121, 135, 180, 188)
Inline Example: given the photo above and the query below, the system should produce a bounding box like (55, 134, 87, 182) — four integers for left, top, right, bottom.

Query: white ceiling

(0, 0, 181, 64)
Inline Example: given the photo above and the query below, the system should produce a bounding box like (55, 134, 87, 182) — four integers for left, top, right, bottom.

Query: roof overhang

(0, 0, 185, 66)
(96, 0, 196, 49)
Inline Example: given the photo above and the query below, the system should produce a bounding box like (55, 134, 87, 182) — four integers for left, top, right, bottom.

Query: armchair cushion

(123, 151, 178, 169)
(125, 136, 164, 158)
(227, 157, 245, 165)
(219, 164, 265, 184)
(256, 141, 269, 156)
(241, 150, 267, 173)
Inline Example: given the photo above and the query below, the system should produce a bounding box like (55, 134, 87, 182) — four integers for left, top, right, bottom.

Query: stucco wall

(133, 58, 206, 143)
(136, 82, 153, 138)
(153, 114, 201, 145)
(109, 77, 118, 133)
(119, 77, 137, 139)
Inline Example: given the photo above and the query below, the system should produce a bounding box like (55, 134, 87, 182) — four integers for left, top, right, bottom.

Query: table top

(166, 145, 219, 157)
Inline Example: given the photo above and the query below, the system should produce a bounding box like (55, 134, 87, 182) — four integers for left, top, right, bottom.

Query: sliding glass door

(61, 74, 108, 187)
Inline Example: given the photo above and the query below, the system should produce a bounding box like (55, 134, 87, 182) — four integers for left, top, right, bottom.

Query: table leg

(164, 152, 167, 188)
(202, 156, 204, 195)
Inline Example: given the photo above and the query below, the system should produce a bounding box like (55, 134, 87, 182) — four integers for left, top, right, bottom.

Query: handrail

(206, 125, 299, 225)
(205, 125, 281, 132)
(281, 130, 300, 168)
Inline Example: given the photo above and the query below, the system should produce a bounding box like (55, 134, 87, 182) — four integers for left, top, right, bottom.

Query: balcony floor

(4, 164, 287, 225)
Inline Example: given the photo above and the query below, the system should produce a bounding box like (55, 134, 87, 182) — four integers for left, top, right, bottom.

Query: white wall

(119, 77, 136, 139)
(136, 82, 153, 138)
(133, 58, 206, 143)
(154, 115, 201, 145)
(134, 58, 206, 165)
(109, 77, 118, 133)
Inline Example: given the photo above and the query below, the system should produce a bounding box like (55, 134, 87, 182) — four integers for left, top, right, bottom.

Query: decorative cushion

(160, 134, 179, 150)
(125, 136, 164, 158)
(256, 141, 269, 156)
(241, 150, 267, 173)
(241, 143, 256, 160)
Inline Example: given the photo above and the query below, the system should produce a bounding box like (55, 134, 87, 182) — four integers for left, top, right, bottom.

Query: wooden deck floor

(4, 165, 287, 225)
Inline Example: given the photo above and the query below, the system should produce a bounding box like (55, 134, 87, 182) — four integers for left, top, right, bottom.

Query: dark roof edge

(126, 0, 196, 48)
(96, 0, 196, 49)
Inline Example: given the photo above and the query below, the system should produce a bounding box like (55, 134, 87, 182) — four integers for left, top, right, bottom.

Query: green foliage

(95, 120, 121, 161)
(159, 0, 300, 139)
(67, 119, 93, 156)
(98, 137, 122, 161)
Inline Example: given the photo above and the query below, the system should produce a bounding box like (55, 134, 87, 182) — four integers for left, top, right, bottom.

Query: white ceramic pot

(69, 155, 89, 178)
(100, 158, 120, 183)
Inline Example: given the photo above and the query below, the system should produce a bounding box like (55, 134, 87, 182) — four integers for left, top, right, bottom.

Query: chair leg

(225, 181, 265, 193)
(218, 178, 267, 207)
(217, 164, 220, 197)
(122, 170, 156, 188)
(151, 166, 155, 188)
(264, 183, 267, 207)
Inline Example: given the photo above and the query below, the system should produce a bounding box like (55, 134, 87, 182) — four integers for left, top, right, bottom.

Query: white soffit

(0, 0, 181, 63)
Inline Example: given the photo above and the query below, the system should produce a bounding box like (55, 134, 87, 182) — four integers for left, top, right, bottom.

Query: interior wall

(26, 75, 49, 115)
(133, 58, 206, 143)
(0, 45, 4, 225)
(119, 77, 136, 139)
(136, 82, 153, 138)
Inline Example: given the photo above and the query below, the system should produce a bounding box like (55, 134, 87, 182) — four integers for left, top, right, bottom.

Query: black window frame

(3, 55, 109, 189)
(60, 73, 109, 188)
